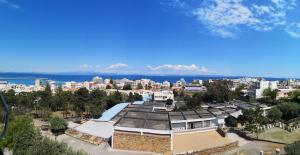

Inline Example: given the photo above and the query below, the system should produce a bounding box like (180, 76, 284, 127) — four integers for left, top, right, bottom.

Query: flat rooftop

(112, 102, 239, 131)
(168, 110, 216, 121)
(115, 111, 171, 130)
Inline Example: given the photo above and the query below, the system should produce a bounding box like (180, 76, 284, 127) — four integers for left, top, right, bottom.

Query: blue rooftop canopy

(132, 101, 144, 105)
(97, 103, 129, 121)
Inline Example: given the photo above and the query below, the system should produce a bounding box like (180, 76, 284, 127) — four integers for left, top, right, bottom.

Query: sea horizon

(0, 72, 297, 86)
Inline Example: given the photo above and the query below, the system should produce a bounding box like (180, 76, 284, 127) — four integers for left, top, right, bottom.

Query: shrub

(277, 103, 300, 121)
(50, 116, 68, 134)
(285, 141, 300, 155)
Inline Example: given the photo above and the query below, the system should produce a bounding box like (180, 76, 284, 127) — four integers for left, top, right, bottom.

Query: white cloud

(0, 0, 20, 9)
(95, 65, 100, 69)
(271, 0, 297, 9)
(167, 0, 298, 38)
(147, 64, 209, 73)
(105, 63, 128, 70)
(285, 22, 300, 38)
(79, 64, 93, 69)
(192, 0, 257, 27)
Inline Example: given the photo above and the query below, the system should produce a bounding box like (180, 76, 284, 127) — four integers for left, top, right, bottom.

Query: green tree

(75, 88, 90, 117)
(238, 107, 266, 138)
(285, 141, 300, 155)
(234, 84, 248, 101)
(90, 89, 106, 99)
(106, 85, 112, 89)
(225, 116, 238, 127)
(90, 102, 106, 119)
(173, 90, 179, 97)
(38, 84, 54, 119)
(127, 92, 134, 102)
(277, 102, 300, 121)
(203, 80, 233, 102)
(53, 86, 64, 111)
(61, 91, 75, 118)
(0, 116, 35, 149)
(50, 116, 68, 135)
(89, 89, 107, 118)
(109, 78, 114, 85)
(267, 107, 282, 123)
(133, 93, 143, 101)
(290, 90, 300, 104)
(123, 84, 132, 90)
(262, 88, 279, 102)
(137, 83, 143, 90)
(106, 91, 123, 109)
(0, 115, 86, 155)
(13, 124, 40, 155)
(27, 137, 88, 155)
(184, 93, 203, 110)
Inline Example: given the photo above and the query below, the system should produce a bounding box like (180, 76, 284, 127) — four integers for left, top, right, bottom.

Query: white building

(47, 80, 57, 93)
(192, 79, 203, 85)
(10, 84, 31, 93)
(0, 81, 8, 91)
(104, 79, 111, 84)
(162, 81, 171, 89)
(277, 88, 295, 99)
(175, 78, 186, 87)
(64, 81, 82, 90)
(93, 76, 103, 84)
(83, 81, 92, 90)
(255, 80, 279, 98)
(153, 90, 174, 101)
(34, 78, 42, 91)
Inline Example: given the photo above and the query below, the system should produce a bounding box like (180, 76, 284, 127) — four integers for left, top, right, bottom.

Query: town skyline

(1, 0, 300, 77)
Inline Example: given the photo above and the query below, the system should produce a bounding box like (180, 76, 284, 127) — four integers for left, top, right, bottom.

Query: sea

(0, 72, 293, 86)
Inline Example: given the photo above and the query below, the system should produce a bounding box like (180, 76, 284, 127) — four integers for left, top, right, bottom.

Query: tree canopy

(285, 141, 300, 155)
(123, 84, 132, 90)
(277, 103, 300, 121)
(50, 116, 68, 132)
(263, 88, 279, 101)
(203, 80, 233, 102)
(184, 93, 203, 110)
(267, 107, 282, 123)
(1, 116, 87, 155)
(238, 108, 267, 138)
(290, 90, 300, 104)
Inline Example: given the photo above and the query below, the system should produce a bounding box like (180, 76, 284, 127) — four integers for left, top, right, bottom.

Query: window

(203, 120, 211, 128)
(194, 121, 203, 128)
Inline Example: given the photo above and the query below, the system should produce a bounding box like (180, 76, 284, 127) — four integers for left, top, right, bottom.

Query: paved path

(51, 134, 157, 155)
(227, 133, 251, 146)
(224, 133, 285, 155)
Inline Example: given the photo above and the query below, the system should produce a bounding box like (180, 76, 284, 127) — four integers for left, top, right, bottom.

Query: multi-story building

(34, 78, 42, 91)
(0, 81, 8, 91)
(175, 78, 186, 87)
(93, 76, 103, 84)
(255, 80, 278, 98)
(153, 90, 174, 101)
(162, 81, 171, 89)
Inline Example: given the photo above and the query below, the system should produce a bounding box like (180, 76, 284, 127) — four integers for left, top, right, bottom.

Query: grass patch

(259, 128, 300, 144)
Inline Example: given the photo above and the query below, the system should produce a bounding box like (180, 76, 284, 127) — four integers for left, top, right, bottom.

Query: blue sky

(0, 0, 300, 77)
